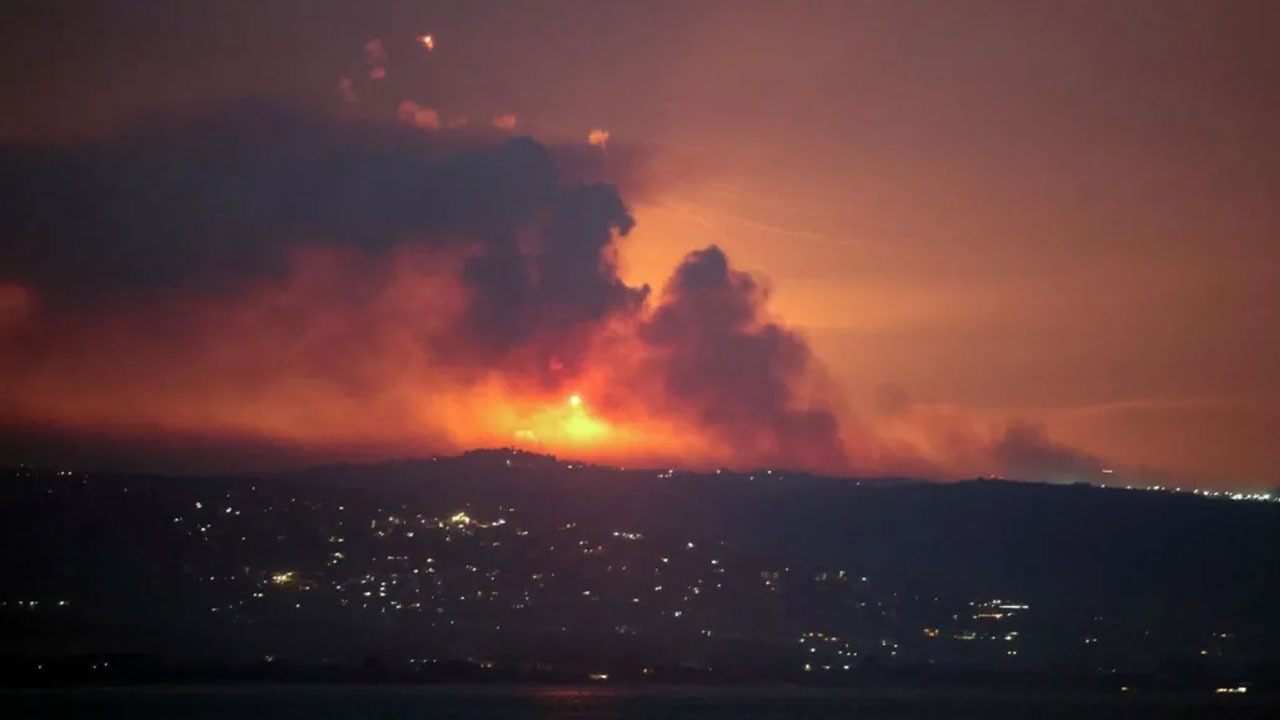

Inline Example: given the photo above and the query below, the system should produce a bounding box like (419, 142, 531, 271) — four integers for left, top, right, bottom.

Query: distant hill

(1, 453, 1277, 688)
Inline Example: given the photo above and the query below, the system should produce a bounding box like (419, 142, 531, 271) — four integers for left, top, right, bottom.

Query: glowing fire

(495, 391, 611, 449)
(0, 126, 855, 476)
(587, 128, 610, 149)
(419, 35, 435, 51)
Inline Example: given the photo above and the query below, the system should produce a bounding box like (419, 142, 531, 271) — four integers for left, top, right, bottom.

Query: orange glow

(0, 246, 736, 471)
(0, 196, 1105, 482)
(397, 101, 439, 130)
(418, 35, 435, 51)
(496, 393, 610, 448)
(587, 128, 610, 148)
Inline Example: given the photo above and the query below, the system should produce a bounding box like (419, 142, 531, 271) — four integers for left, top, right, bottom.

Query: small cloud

(413, 108, 439, 130)
(397, 101, 439, 130)
(336, 76, 357, 103)
(364, 37, 388, 65)
(396, 101, 419, 122)
(492, 113, 517, 130)
(369, 66, 386, 80)
(991, 421, 1103, 482)
(588, 128, 610, 148)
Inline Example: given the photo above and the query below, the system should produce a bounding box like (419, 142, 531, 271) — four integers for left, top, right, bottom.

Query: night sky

(1, 1, 1277, 489)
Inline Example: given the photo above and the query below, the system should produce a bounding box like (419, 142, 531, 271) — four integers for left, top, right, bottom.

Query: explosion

(0, 105, 851, 473)
(587, 128, 610, 149)
(0, 78, 1105, 480)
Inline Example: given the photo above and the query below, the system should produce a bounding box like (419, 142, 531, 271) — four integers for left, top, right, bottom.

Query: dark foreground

(4, 685, 1278, 720)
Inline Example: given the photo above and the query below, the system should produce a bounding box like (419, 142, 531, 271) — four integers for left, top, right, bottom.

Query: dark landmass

(2, 449, 1277, 698)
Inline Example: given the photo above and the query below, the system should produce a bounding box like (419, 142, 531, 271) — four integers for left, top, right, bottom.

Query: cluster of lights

(270, 571, 297, 586)
(1104, 484, 1276, 503)
(44, 472, 1265, 679)
(0, 599, 70, 609)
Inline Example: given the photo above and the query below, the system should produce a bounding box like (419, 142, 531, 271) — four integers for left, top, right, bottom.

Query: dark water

(3, 686, 1277, 719)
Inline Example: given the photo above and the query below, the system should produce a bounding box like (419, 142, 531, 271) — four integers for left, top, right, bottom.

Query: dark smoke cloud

(639, 246, 846, 469)
(990, 420, 1104, 481)
(0, 104, 644, 373)
(0, 104, 854, 472)
(0, 104, 1116, 479)
(867, 383, 1112, 482)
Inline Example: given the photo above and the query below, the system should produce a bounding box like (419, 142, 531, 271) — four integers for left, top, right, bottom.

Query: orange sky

(1, 1, 1277, 488)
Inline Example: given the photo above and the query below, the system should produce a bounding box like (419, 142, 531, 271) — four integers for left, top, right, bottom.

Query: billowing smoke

(637, 246, 846, 470)
(0, 104, 1109, 480)
(0, 104, 851, 472)
(990, 421, 1104, 482)
(869, 384, 1109, 482)
(0, 106, 645, 381)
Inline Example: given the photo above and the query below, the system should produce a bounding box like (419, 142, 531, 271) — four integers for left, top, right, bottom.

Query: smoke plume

(637, 246, 846, 469)
(0, 104, 854, 472)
